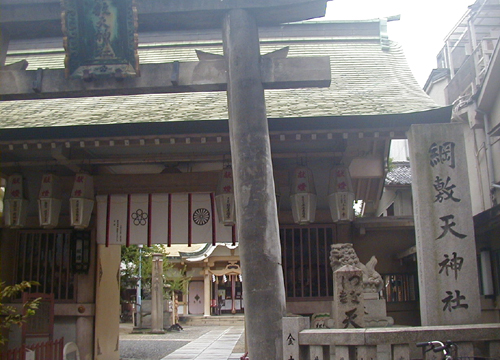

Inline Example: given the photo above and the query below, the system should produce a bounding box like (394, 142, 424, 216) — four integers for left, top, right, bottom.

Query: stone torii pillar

(151, 253, 165, 333)
(223, 10, 286, 359)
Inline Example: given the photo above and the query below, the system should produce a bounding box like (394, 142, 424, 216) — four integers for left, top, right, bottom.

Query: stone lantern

(289, 166, 317, 225)
(69, 173, 95, 229)
(215, 167, 236, 226)
(328, 165, 355, 222)
(4, 174, 29, 228)
(38, 174, 62, 228)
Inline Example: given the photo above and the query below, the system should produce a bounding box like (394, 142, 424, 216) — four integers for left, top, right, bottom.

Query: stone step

(179, 315, 245, 326)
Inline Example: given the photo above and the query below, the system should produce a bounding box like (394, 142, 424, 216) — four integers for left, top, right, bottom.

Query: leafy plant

(121, 245, 180, 299)
(0, 281, 40, 345)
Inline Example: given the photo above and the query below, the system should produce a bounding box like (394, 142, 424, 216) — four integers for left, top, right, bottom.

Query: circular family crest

(193, 208, 210, 225)
(131, 209, 148, 226)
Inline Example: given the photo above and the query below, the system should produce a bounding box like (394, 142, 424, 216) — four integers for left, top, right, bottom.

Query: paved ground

(119, 323, 246, 360)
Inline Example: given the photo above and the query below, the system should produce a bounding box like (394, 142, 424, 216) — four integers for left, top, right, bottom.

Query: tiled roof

(1, 28, 439, 131)
(385, 161, 412, 186)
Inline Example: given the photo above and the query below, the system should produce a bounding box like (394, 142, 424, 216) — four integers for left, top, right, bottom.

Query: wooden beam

(51, 145, 81, 173)
(0, 56, 331, 100)
(93, 172, 220, 194)
(395, 246, 417, 260)
(0, 0, 329, 38)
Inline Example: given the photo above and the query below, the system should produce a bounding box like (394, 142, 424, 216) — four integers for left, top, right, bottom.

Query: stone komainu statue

(329, 243, 384, 293)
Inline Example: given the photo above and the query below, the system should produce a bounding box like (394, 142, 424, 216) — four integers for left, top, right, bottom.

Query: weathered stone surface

(151, 253, 165, 334)
(392, 344, 410, 360)
(332, 265, 365, 329)
(330, 243, 393, 328)
(223, 8, 286, 359)
(311, 313, 331, 329)
(330, 243, 383, 293)
(0, 57, 330, 100)
(283, 316, 310, 360)
(408, 124, 481, 325)
(298, 324, 500, 347)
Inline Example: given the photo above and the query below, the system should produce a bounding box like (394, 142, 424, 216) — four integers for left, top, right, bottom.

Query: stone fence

(286, 322, 500, 360)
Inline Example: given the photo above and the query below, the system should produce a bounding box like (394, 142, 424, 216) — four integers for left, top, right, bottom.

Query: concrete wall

(463, 124, 493, 215)
(426, 78, 450, 106)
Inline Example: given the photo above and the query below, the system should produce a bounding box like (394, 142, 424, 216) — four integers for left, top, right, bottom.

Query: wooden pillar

(336, 222, 351, 243)
(76, 239, 97, 360)
(231, 275, 236, 314)
(94, 245, 121, 360)
(203, 268, 211, 316)
(223, 9, 286, 359)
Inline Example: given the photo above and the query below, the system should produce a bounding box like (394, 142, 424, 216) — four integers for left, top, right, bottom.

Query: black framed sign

(61, 0, 139, 79)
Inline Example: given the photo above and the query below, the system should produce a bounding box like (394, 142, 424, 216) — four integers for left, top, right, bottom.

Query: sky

(323, 0, 475, 86)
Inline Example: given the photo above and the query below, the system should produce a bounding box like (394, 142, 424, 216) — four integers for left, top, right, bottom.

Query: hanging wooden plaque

(61, 0, 139, 79)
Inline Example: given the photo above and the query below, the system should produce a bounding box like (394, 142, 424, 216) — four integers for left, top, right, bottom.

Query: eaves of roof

(0, 106, 452, 142)
(423, 68, 450, 93)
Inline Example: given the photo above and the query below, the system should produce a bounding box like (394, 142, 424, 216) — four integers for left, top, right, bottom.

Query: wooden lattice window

(15, 230, 76, 302)
(280, 225, 335, 299)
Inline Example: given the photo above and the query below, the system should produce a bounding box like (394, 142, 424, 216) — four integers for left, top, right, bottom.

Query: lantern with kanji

(328, 165, 355, 222)
(4, 174, 29, 228)
(70, 173, 95, 229)
(38, 174, 62, 228)
(215, 167, 236, 226)
(289, 166, 317, 225)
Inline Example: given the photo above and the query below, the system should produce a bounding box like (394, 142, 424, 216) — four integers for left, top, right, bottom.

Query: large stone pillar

(94, 245, 121, 360)
(151, 253, 165, 333)
(408, 123, 481, 325)
(222, 9, 286, 359)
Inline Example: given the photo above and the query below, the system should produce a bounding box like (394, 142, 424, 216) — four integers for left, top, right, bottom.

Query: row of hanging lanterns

(215, 164, 355, 226)
(3, 164, 354, 229)
(4, 173, 95, 229)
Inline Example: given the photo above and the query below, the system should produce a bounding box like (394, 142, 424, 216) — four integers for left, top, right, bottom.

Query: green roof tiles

(1, 32, 438, 130)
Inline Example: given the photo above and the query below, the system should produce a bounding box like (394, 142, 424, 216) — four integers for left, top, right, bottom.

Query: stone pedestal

(363, 293, 394, 327)
(408, 124, 481, 325)
(332, 265, 365, 329)
(283, 316, 310, 360)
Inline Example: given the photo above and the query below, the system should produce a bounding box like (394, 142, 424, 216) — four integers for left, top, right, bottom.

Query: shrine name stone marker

(332, 265, 365, 329)
(408, 123, 481, 326)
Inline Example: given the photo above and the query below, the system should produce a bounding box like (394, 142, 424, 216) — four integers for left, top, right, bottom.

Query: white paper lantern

(328, 165, 355, 222)
(215, 167, 236, 226)
(4, 174, 29, 228)
(38, 174, 62, 228)
(70, 173, 95, 229)
(289, 166, 317, 225)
